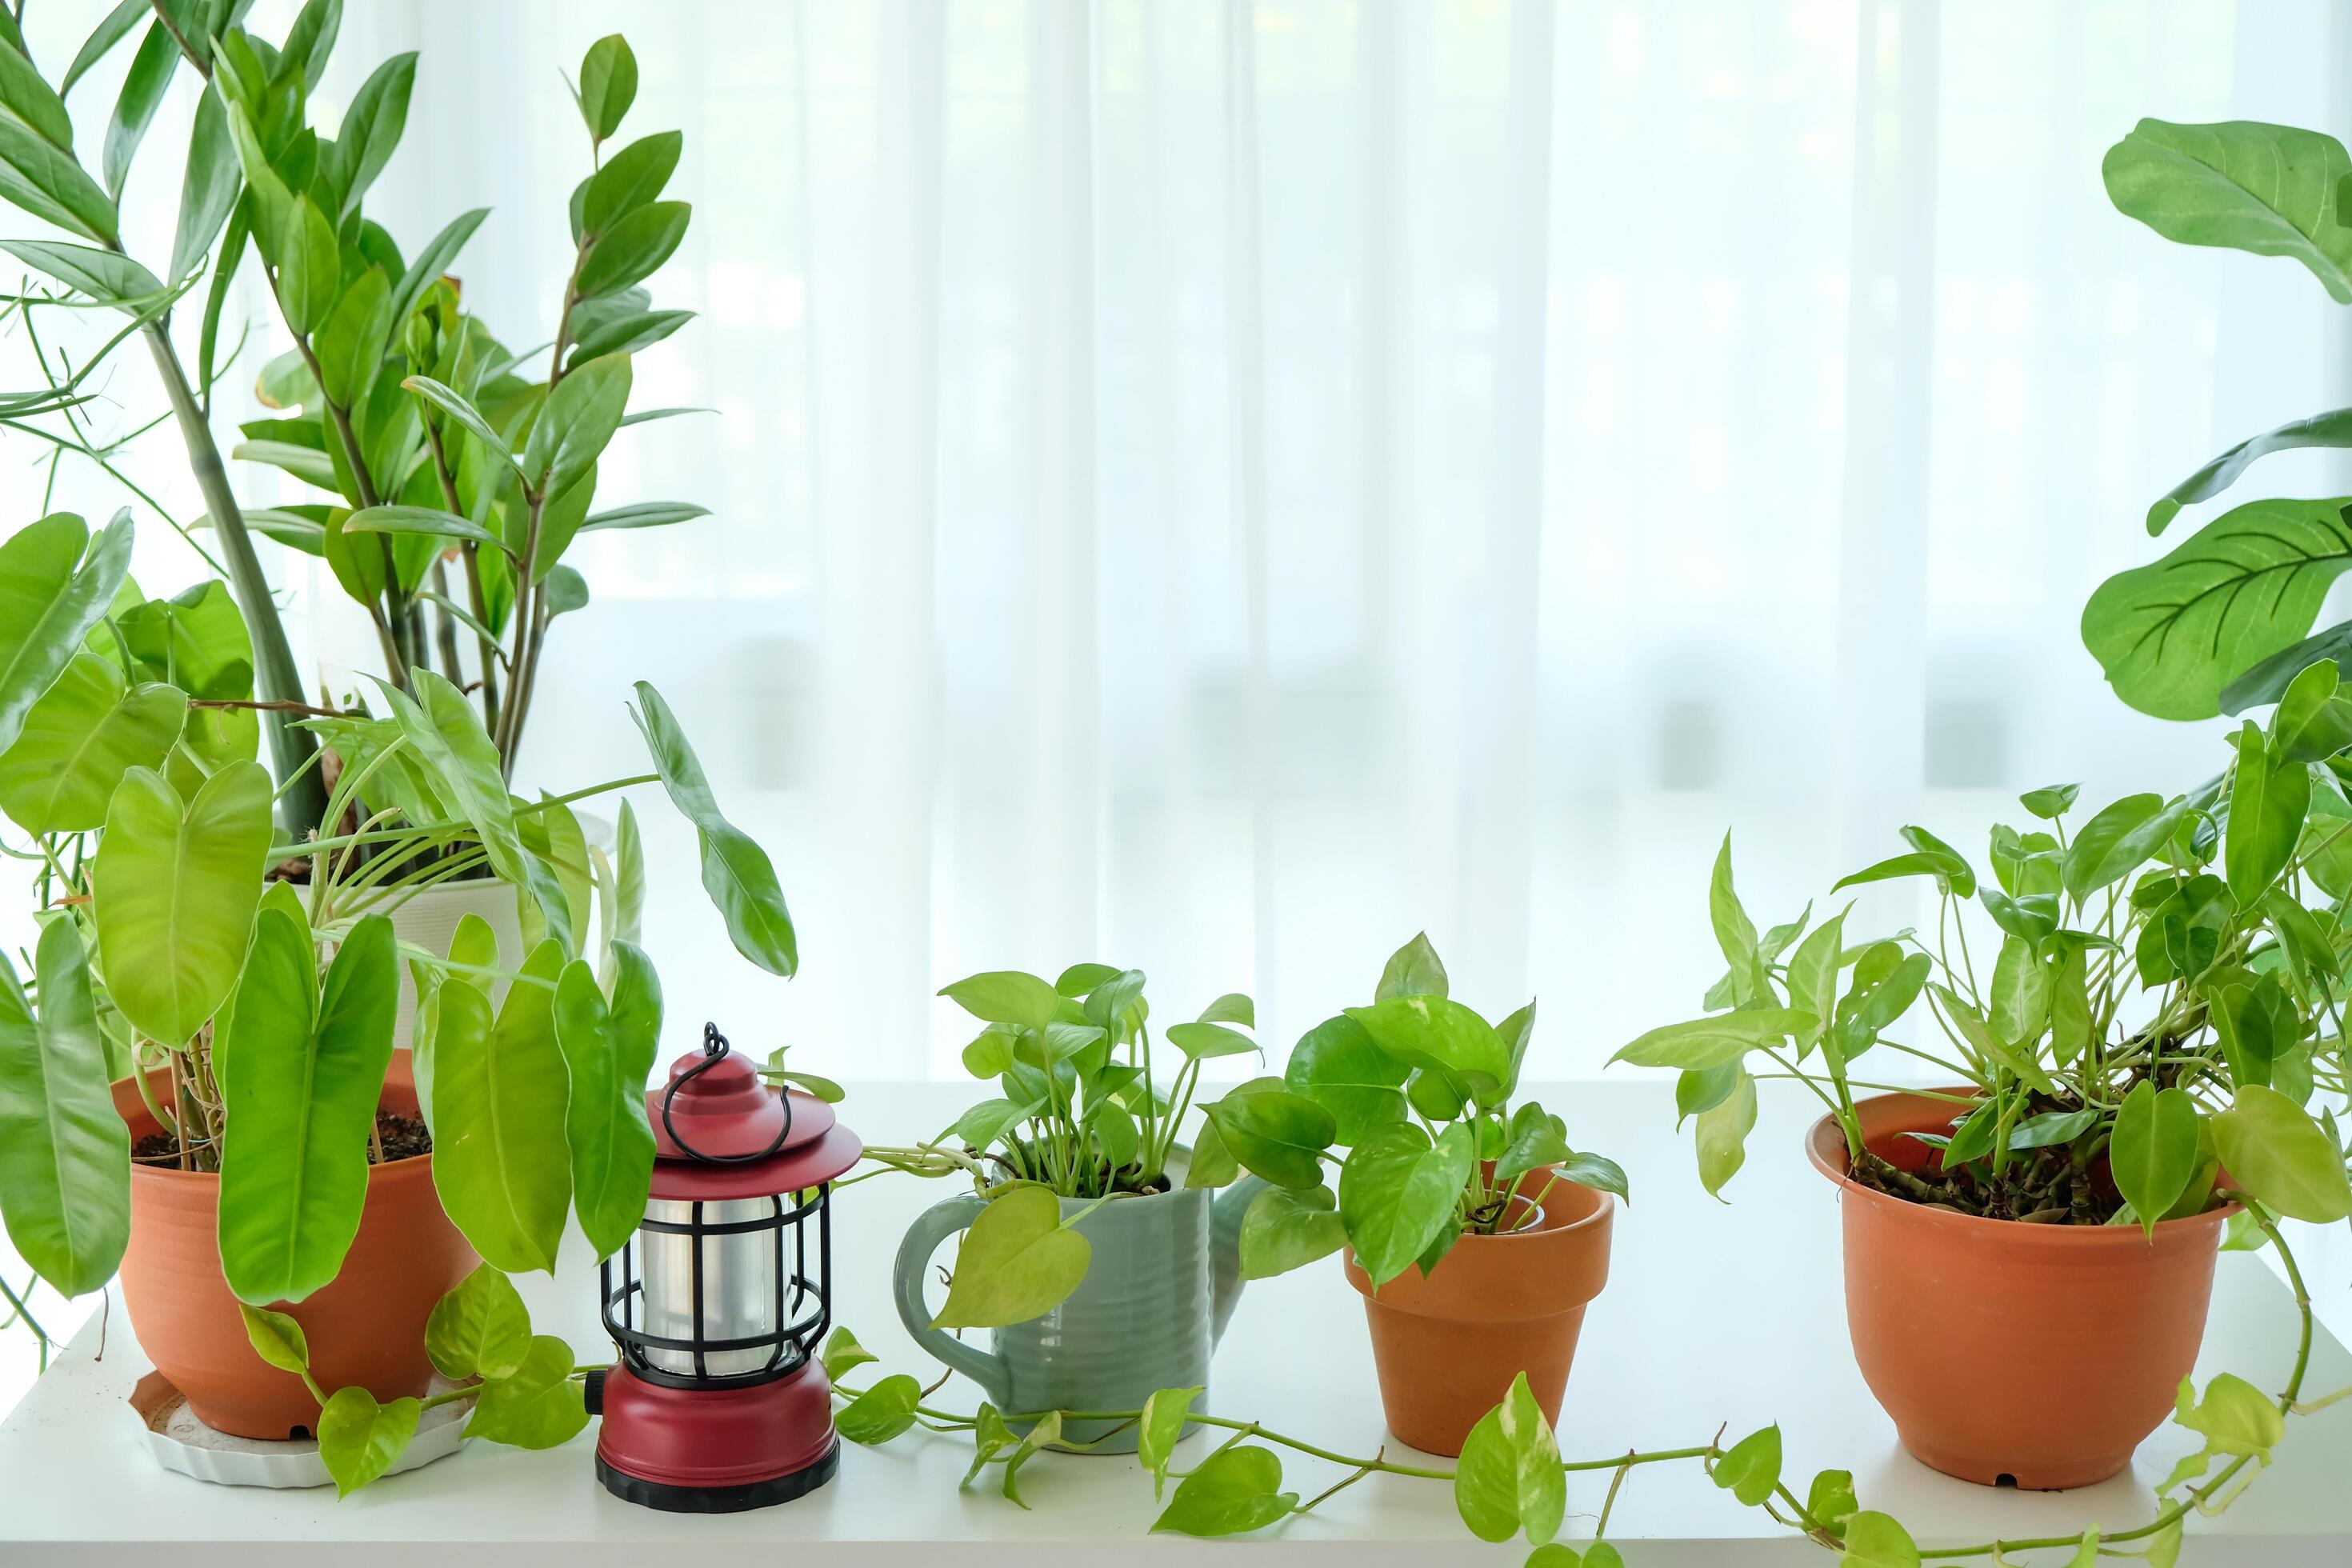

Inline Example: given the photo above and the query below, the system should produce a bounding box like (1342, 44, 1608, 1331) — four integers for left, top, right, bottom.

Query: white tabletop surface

(2, 1078, 2349, 1566)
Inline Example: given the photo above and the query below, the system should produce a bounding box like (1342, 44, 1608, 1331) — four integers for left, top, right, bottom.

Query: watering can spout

(1208, 1174, 1266, 1342)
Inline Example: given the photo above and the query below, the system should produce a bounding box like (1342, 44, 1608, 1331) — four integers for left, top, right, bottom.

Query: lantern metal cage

(587, 1023, 863, 1513)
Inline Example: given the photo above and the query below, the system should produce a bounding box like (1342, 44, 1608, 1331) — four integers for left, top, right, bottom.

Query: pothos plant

(857, 962, 1257, 1327)
(1194, 934, 1626, 1286)
(1607, 677, 2352, 1555)
(2083, 116, 2352, 723)
(0, 6, 709, 835)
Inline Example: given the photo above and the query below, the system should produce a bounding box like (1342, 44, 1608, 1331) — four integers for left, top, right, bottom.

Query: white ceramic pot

(385, 877, 523, 1048)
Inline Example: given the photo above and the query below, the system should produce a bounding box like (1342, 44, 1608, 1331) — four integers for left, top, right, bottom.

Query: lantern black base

(596, 1442, 840, 1514)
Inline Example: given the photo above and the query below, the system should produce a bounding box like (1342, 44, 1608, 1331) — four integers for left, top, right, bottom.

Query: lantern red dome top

(644, 1030, 862, 1201)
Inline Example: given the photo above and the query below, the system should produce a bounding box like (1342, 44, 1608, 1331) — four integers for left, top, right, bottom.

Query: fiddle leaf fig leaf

(2105, 118, 2352, 302)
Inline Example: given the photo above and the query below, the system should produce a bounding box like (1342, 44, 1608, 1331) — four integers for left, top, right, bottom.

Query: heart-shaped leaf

(1340, 1119, 1474, 1286)
(94, 762, 272, 1046)
(1150, 1444, 1297, 1537)
(425, 1264, 533, 1381)
(1453, 1371, 1564, 1544)
(933, 1186, 1090, 1330)
(317, 1386, 421, 1496)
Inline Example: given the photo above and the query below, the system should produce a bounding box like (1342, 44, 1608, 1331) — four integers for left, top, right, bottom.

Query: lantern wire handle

(660, 1022, 796, 1165)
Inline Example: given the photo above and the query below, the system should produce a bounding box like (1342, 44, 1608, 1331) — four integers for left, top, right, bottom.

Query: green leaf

(1611, 1009, 1812, 1071)
(93, 762, 272, 1046)
(1784, 913, 1846, 1047)
(581, 130, 681, 237)
(2212, 1083, 2352, 1222)
(1197, 992, 1254, 1026)
(1808, 1468, 1860, 1531)
(238, 1303, 310, 1374)
(1165, 1019, 1256, 1060)
(402, 374, 529, 487)
(0, 116, 116, 242)
(940, 971, 1062, 1035)
(1375, 931, 1448, 1000)
(276, 194, 339, 335)
(1138, 1386, 1202, 1498)
(101, 22, 176, 199)
(524, 353, 630, 503)
(2021, 782, 2080, 818)
(835, 1373, 922, 1445)
(383, 208, 489, 339)
(933, 1186, 1090, 1329)
(61, 2, 150, 98)
(819, 1326, 876, 1382)
(1839, 1510, 1921, 1568)
(1238, 1182, 1346, 1279)
(2105, 118, 2352, 302)
(551, 950, 660, 1259)
(576, 199, 690, 299)
(579, 500, 710, 534)
(429, 941, 573, 1272)
(0, 512, 134, 756)
(1694, 1066, 1758, 1198)
(316, 1386, 419, 1496)
(1150, 1444, 1298, 1537)
(1714, 1422, 1782, 1507)
(2269, 657, 2352, 762)
(425, 1263, 532, 1381)
(314, 265, 391, 408)
(576, 34, 638, 142)
(2226, 722, 2309, 903)
(466, 1334, 588, 1449)
(0, 237, 164, 308)
(1707, 834, 1770, 1001)
(1339, 1119, 1474, 1286)
(2062, 791, 2190, 900)
(170, 84, 238, 282)
(1832, 846, 1972, 898)
(998, 1410, 1062, 1508)
(627, 682, 795, 976)
(1987, 934, 2048, 1047)
(0, 651, 184, 834)
(1182, 1114, 1240, 1188)
(329, 51, 414, 220)
(343, 503, 510, 556)
(1203, 1089, 1335, 1190)
(1345, 995, 1509, 1105)
(1455, 1372, 1564, 1546)
(2173, 1370, 2285, 1470)
(1281, 1013, 1406, 1145)
(0, 920, 129, 1297)
(2083, 498, 2352, 721)
(216, 912, 398, 1305)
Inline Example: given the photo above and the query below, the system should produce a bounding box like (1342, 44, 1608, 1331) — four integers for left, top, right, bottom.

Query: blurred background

(6, 0, 2352, 1396)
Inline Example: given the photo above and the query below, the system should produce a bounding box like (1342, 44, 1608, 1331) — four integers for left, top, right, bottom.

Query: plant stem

(138, 323, 329, 834)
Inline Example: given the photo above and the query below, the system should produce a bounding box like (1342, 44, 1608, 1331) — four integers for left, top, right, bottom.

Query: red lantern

(586, 1025, 861, 1511)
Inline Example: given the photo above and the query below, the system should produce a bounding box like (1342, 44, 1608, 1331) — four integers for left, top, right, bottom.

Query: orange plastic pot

(1809, 1090, 2229, 1490)
(1342, 1172, 1614, 1456)
(114, 1051, 477, 1439)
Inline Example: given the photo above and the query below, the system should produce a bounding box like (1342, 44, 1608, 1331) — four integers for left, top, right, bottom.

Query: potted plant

(1204, 934, 1628, 1457)
(0, 11, 713, 1041)
(1618, 694, 2352, 1489)
(881, 962, 1263, 1450)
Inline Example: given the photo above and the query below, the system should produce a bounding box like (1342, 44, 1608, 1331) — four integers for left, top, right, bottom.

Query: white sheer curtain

(9, 0, 2352, 1410)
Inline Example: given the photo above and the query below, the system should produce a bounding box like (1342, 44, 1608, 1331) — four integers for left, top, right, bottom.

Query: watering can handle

(891, 1193, 1014, 1406)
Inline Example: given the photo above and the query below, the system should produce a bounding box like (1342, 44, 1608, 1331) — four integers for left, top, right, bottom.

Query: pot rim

(116, 1056, 435, 1192)
(1806, 1088, 2237, 1243)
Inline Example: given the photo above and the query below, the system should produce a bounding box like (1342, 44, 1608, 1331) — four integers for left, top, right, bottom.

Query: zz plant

(1202, 934, 1626, 1286)
(0, 7, 710, 833)
(858, 962, 1258, 1327)
(2084, 116, 2352, 721)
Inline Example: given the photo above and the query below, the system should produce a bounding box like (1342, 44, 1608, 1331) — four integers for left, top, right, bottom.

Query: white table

(2, 1080, 2349, 1566)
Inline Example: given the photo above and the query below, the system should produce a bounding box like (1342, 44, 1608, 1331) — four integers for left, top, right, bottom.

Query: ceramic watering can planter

(113, 1051, 477, 1440)
(1343, 1169, 1615, 1457)
(894, 1178, 1264, 1450)
(1810, 1090, 2230, 1490)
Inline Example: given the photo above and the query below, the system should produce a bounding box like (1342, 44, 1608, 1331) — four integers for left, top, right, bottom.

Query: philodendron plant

(2083, 116, 2352, 722)
(1200, 934, 1626, 1286)
(0, 509, 796, 1393)
(858, 963, 1257, 1327)
(0, 10, 710, 834)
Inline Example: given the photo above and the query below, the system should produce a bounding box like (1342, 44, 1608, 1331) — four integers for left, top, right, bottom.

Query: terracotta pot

(1342, 1172, 1614, 1456)
(1808, 1090, 2230, 1490)
(114, 1051, 478, 1439)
